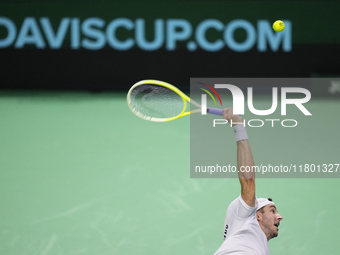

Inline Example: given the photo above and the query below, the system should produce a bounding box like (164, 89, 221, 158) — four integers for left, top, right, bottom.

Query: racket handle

(207, 108, 223, 116)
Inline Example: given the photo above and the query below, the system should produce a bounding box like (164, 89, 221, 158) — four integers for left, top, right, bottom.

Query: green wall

(1, 92, 339, 254)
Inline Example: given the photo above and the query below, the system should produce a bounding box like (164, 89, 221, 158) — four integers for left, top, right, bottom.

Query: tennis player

(214, 108, 283, 255)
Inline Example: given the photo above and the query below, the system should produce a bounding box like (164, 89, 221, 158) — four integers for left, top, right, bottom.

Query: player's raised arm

(223, 108, 256, 208)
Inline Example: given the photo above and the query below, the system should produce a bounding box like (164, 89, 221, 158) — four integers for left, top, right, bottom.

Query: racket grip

(207, 108, 223, 116)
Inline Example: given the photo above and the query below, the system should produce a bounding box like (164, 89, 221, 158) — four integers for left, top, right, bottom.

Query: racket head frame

(127, 79, 200, 122)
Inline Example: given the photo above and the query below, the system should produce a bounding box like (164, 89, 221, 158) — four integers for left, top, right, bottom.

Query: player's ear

(256, 211, 261, 221)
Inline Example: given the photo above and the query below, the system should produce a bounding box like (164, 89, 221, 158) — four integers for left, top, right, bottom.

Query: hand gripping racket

(127, 79, 223, 122)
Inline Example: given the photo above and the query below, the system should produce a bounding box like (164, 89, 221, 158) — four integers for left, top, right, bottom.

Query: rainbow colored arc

(197, 82, 222, 106)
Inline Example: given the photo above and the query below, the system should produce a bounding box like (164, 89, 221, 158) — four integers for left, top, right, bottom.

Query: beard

(262, 216, 278, 239)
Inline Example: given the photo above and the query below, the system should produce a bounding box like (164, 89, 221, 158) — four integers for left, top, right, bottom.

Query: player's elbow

(240, 177, 255, 189)
(245, 177, 255, 184)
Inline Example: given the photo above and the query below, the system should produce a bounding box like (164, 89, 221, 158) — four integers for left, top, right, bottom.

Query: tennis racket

(127, 79, 223, 122)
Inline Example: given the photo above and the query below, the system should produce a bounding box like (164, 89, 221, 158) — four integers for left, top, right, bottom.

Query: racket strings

(129, 84, 184, 119)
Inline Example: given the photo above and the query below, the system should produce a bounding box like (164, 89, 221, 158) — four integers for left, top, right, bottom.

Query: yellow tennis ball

(273, 20, 285, 32)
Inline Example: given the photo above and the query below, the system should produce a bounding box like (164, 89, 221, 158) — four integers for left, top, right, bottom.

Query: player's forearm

(237, 139, 255, 180)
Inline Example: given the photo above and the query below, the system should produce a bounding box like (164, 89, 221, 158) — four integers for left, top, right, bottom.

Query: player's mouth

(274, 223, 279, 229)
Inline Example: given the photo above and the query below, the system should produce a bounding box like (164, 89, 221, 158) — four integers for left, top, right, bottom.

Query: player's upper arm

(239, 178, 256, 208)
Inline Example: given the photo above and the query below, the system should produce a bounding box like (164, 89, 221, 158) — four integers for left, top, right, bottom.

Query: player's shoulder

(227, 195, 257, 218)
(226, 195, 243, 212)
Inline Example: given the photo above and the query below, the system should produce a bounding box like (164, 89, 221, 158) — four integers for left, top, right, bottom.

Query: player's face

(257, 205, 283, 240)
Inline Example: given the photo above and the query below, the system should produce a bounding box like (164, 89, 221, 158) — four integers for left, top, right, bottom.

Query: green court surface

(0, 91, 339, 254)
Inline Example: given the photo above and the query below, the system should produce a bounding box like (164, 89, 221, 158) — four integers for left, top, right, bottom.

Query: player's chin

(271, 228, 279, 238)
(273, 230, 279, 238)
